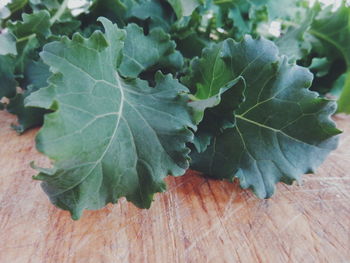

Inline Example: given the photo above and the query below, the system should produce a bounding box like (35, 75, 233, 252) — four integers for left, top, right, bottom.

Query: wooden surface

(0, 111, 349, 263)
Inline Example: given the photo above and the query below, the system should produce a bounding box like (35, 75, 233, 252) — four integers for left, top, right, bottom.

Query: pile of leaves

(0, 0, 348, 219)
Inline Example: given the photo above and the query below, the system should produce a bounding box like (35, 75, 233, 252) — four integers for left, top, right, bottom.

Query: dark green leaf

(174, 32, 207, 58)
(7, 10, 51, 39)
(7, 10, 51, 72)
(309, 57, 332, 78)
(275, 6, 318, 61)
(309, 4, 350, 113)
(191, 36, 340, 198)
(119, 23, 183, 78)
(6, 59, 51, 133)
(166, 0, 203, 18)
(0, 0, 28, 20)
(7, 89, 47, 133)
(88, 0, 174, 31)
(127, 0, 175, 31)
(0, 55, 17, 101)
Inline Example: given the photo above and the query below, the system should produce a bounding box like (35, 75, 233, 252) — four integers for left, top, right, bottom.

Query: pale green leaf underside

(0, 32, 17, 55)
(27, 18, 194, 219)
(275, 7, 317, 61)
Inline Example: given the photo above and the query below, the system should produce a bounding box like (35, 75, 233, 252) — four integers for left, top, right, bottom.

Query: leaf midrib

(235, 114, 327, 149)
(46, 50, 184, 197)
(42, 46, 126, 196)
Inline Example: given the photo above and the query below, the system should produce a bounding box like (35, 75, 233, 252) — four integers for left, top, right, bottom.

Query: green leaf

(29, 0, 60, 11)
(51, 19, 81, 36)
(0, 31, 18, 107)
(309, 4, 350, 113)
(166, 0, 203, 18)
(189, 76, 245, 152)
(228, 5, 252, 37)
(6, 90, 47, 133)
(27, 18, 194, 219)
(1, 43, 52, 134)
(248, 0, 308, 22)
(119, 23, 183, 78)
(330, 72, 347, 97)
(22, 59, 51, 89)
(309, 58, 347, 96)
(89, 0, 174, 31)
(191, 36, 340, 198)
(7, 10, 51, 39)
(7, 10, 51, 72)
(183, 42, 231, 100)
(171, 10, 201, 39)
(2, 11, 52, 132)
(174, 32, 208, 58)
(0, 55, 17, 101)
(264, 0, 307, 21)
(127, 0, 175, 31)
(338, 71, 350, 112)
(30, 0, 86, 23)
(6, 59, 51, 133)
(275, 6, 318, 61)
(183, 42, 244, 139)
(309, 57, 332, 78)
(87, 0, 129, 27)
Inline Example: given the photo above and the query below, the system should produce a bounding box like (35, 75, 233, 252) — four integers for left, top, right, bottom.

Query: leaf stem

(337, 71, 350, 114)
(282, 21, 300, 28)
(50, 0, 69, 24)
(16, 33, 36, 43)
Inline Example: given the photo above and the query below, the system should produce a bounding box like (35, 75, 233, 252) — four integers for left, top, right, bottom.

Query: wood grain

(0, 111, 349, 263)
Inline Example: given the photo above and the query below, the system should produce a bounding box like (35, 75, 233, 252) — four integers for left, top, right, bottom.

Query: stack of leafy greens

(0, 0, 347, 219)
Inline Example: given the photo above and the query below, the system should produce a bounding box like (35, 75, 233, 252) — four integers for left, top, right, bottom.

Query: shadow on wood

(0, 111, 349, 262)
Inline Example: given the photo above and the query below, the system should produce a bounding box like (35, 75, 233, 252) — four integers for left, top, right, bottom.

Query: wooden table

(0, 111, 349, 263)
